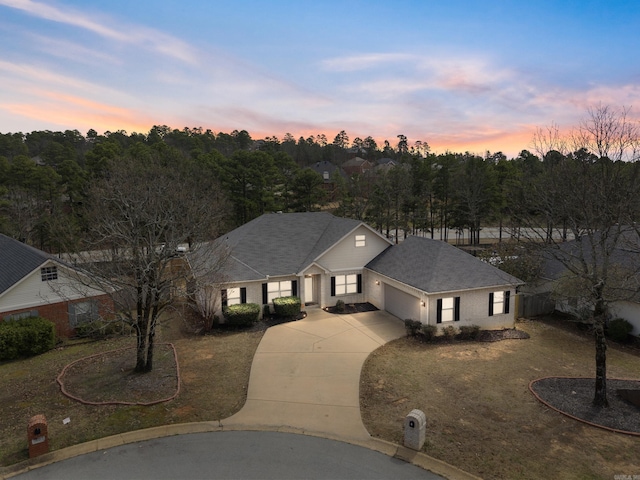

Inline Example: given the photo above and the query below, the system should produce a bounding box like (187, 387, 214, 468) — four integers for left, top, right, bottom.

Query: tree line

(0, 124, 575, 251)
(1, 112, 638, 256)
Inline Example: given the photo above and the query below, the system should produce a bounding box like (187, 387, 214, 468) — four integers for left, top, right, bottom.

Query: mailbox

(28, 414, 49, 458)
(404, 409, 426, 450)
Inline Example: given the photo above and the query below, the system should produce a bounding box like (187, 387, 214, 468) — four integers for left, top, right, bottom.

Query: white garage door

(384, 284, 420, 321)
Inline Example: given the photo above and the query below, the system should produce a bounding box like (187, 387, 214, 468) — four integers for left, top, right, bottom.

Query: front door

(304, 276, 316, 304)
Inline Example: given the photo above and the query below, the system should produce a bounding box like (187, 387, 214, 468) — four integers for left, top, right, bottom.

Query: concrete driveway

(223, 308, 405, 441)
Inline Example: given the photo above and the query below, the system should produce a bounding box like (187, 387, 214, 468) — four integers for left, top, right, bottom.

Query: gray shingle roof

(542, 228, 640, 281)
(307, 161, 347, 181)
(366, 236, 523, 293)
(0, 234, 52, 295)
(219, 212, 365, 281)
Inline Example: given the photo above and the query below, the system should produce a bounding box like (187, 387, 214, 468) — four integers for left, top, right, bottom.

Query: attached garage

(384, 283, 420, 321)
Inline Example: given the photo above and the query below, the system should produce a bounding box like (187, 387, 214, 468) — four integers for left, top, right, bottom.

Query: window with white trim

(489, 290, 510, 316)
(268, 280, 292, 303)
(436, 296, 460, 323)
(441, 297, 454, 322)
(492, 291, 504, 314)
(226, 287, 242, 306)
(41, 266, 58, 281)
(355, 235, 366, 247)
(335, 274, 358, 295)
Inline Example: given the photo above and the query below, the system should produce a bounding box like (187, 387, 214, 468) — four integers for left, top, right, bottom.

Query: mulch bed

(477, 328, 530, 342)
(58, 343, 180, 405)
(324, 302, 379, 314)
(530, 377, 640, 434)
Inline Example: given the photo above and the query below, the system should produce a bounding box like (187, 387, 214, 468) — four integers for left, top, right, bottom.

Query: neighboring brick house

(342, 157, 374, 176)
(0, 234, 113, 337)
(196, 212, 523, 330)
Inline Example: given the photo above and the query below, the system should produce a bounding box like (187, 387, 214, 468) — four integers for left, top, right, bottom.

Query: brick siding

(0, 294, 114, 338)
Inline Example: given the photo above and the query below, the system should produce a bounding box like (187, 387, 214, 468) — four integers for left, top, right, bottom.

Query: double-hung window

(222, 287, 247, 307)
(268, 280, 292, 303)
(261, 280, 297, 304)
(436, 297, 460, 323)
(335, 274, 358, 295)
(489, 291, 511, 316)
(330, 274, 362, 296)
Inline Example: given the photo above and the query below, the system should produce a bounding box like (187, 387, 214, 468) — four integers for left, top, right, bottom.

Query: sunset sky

(1, 0, 639, 157)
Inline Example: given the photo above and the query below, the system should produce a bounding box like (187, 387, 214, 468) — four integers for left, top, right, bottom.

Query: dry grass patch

(360, 319, 640, 480)
(0, 313, 263, 467)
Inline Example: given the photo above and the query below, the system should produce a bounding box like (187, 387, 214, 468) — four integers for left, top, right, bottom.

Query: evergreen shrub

(223, 303, 260, 328)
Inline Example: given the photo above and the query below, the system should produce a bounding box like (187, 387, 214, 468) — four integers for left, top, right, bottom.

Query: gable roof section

(366, 236, 523, 294)
(0, 234, 52, 295)
(218, 212, 370, 281)
(343, 157, 371, 167)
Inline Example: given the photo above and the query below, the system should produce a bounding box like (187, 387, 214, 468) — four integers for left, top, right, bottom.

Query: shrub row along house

(0, 234, 113, 337)
(198, 212, 522, 329)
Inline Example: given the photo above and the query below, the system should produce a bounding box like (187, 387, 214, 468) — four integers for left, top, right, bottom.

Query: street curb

(1, 423, 480, 480)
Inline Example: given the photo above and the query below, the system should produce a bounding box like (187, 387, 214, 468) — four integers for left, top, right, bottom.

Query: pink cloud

(0, 0, 198, 64)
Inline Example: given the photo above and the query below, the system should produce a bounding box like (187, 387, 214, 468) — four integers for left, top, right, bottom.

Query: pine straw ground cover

(360, 318, 640, 480)
(0, 312, 263, 467)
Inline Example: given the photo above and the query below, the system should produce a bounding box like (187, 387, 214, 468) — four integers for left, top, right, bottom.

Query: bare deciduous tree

(69, 155, 229, 372)
(525, 105, 640, 407)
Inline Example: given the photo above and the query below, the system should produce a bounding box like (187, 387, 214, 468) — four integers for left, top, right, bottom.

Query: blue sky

(0, 0, 638, 156)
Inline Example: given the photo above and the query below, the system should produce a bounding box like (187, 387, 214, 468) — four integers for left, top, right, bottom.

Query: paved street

(15, 431, 441, 480)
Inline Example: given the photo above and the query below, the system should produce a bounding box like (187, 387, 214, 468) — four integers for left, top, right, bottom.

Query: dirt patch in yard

(360, 318, 640, 480)
(58, 344, 179, 405)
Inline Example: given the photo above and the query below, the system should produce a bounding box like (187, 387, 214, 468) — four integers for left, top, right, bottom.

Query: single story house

(202, 212, 522, 330)
(526, 229, 640, 336)
(0, 234, 113, 337)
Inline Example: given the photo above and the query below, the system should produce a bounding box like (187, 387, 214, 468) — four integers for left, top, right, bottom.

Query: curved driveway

(223, 308, 405, 441)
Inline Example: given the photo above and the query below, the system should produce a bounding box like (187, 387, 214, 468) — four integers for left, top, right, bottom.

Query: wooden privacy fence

(517, 292, 555, 318)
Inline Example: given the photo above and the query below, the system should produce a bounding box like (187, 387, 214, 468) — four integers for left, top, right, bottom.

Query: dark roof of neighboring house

(218, 212, 370, 281)
(307, 161, 347, 181)
(541, 228, 640, 281)
(376, 157, 396, 166)
(0, 234, 52, 295)
(366, 236, 523, 294)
